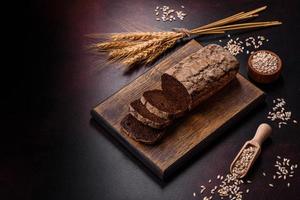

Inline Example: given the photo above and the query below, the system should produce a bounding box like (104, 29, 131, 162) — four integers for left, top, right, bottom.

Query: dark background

(2, 0, 300, 199)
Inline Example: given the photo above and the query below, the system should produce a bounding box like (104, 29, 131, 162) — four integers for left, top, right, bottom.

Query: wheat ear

(110, 31, 178, 41)
(145, 39, 178, 64)
(108, 38, 166, 61)
(88, 41, 140, 51)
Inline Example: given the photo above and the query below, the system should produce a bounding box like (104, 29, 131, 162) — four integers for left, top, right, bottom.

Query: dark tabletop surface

(2, 0, 300, 199)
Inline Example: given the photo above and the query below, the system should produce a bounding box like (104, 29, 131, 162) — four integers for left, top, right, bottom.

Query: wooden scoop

(230, 123, 272, 178)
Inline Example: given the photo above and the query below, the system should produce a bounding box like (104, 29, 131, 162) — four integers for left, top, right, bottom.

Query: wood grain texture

(91, 40, 265, 179)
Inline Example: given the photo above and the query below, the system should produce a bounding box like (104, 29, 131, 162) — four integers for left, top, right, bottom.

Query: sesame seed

(193, 192, 196, 197)
(269, 183, 274, 187)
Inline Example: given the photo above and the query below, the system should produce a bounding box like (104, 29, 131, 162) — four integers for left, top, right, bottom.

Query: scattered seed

(267, 98, 297, 128)
(269, 183, 274, 187)
(154, 5, 187, 22)
(287, 183, 290, 187)
(200, 186, 206, 194)
(193, 192, 196, 197)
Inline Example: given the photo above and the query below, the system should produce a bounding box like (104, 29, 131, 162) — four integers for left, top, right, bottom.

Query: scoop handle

(252, 123, 272, 146)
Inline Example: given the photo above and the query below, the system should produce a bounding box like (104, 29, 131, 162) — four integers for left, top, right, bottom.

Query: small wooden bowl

(247, 50, 282, 84)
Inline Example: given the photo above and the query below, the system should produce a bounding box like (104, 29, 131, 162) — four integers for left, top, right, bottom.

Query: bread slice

(120, 114, 165, 144)
(140, 89, 189, 120)
(129, 99, 171, 129)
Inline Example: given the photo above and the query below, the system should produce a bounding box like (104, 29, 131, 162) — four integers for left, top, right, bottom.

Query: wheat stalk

(88, 41, 140, 51)
(110, 31, 178, 41)
(108, 38, 167, 60)
(122, 44, 161, 68)
(87, 6, 282, 70)
(145, 39, 178, 64)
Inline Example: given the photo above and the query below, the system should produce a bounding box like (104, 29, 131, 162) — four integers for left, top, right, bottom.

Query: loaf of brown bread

(162, 44, 239, 109)
(121, 44, 239, 144)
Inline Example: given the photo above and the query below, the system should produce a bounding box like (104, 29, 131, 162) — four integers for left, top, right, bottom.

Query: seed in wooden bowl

(248, 50, 282, 83)
(251, 51, 278, 74)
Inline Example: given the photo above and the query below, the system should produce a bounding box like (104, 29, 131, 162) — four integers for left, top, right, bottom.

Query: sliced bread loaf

(120, 114, 165, 144)
(162, 44, 239, 109)
(129, 99, 171, 129)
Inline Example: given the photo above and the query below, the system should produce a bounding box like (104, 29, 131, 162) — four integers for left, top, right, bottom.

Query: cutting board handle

(252, 123, 272, 146)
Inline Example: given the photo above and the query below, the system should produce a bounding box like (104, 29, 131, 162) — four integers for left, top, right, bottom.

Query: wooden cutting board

(91, 40, 265, 179)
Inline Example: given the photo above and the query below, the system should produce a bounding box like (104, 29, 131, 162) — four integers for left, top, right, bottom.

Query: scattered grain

(200, 185, 206, 194)
(272, 155, 297, 184)
(222, 35, 269, 56)
(267, 98, 298, 128)
(154, 5, 186, 22)
(224, 38, 244, 55)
